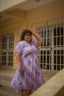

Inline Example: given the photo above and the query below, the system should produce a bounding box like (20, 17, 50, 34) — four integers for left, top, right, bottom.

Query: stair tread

(0, 88, 20, 96)
(0, 79, 11, 86)
(0, 79, 21, 96)
(0, 79, 19, 92)
(0, 72, 15, 77)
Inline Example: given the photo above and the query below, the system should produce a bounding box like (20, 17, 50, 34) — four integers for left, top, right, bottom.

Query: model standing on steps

(11, 29, 45, 96)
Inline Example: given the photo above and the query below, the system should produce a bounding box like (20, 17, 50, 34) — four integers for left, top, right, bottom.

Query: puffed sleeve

(31, 39, 38, 47)
(14, 41, 24, 56)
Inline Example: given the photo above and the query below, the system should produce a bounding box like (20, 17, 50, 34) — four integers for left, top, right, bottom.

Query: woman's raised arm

(32, 31, 43, 47)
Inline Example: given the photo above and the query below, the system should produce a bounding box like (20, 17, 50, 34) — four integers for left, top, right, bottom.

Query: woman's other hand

(19, 66, 24, 73)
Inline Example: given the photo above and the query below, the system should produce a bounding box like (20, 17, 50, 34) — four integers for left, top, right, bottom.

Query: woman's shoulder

(19, 41, 25, 44)
(17, 41, 25, 47)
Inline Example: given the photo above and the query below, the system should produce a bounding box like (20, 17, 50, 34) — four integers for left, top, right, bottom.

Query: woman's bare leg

(22, 90, 31, 96)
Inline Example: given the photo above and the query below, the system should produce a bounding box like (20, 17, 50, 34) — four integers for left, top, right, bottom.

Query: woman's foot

(22, 89, 31, 96)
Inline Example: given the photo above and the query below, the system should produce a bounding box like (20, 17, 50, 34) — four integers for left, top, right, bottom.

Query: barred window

(0, 34, 14, 67)
(37, 24, 64, 71)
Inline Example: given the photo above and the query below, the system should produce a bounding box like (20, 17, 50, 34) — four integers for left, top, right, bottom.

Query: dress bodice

(14, 39, 38, 58)
(21, 42, 38, 58)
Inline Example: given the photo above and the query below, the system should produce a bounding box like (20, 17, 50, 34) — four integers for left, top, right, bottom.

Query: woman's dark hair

(20, 29, 32, 42)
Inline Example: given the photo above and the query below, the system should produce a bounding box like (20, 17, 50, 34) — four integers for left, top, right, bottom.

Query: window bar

(56, 26, 57, 71)
(49, 27, 50, 70)
(46, 27, 47, 71)
(43, 28, 44, 69)
(43, 28, 44, 48)
(59, 24, 62, 70)
(51, 26, 54, 71)
(40, 28, 42, 68)
(63, 24, 64, 67)
(7, 36, 9, 66)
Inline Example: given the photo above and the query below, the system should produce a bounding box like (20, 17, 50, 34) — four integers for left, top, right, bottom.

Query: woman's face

(24, 33, 32, 42)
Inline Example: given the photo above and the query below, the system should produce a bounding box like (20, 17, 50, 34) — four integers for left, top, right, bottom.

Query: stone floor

(0, 68, 56, 96)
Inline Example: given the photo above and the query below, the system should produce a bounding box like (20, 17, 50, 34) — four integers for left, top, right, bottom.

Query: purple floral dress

(11, 39, 45, 90)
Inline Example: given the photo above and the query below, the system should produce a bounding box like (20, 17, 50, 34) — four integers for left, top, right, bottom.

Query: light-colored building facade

(0, 0, 64, 72)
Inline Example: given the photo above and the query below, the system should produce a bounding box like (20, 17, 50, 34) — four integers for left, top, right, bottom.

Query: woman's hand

(31, 31, 43, 47)
(19, 66, 24, 73)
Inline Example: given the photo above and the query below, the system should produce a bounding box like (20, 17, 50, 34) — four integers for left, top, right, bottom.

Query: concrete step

(0, 68, 56, 82)
(0, 74, 12, 81)
(0, 79, 34, 96)
(0, 71, 55, 82)
(0, 80, 21, 95)
(42, 72, 55, 82)
(0, 88, 20, 96)
(0, 68, 15, 81)
(0, 68, 56, 96)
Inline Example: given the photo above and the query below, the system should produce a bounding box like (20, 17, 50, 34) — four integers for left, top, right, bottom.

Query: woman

(11, 29, 45, 96)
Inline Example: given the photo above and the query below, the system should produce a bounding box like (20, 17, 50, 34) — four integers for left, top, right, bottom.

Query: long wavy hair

(20, 29, 32, 42)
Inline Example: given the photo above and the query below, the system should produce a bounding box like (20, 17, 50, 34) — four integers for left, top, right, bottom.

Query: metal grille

(0, 34, 14, 67)
(53, 24, 64, 71)
(37, 24, 64, 71)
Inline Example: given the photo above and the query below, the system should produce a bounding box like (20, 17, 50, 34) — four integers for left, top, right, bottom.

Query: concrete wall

(0, 0, 64, 69)
(26, 0, 64, 29)
(0, 0, 26, 12)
